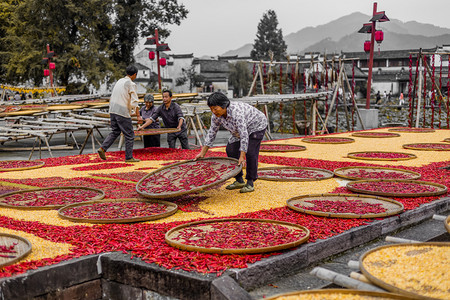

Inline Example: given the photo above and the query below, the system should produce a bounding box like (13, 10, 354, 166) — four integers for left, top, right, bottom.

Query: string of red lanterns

(145, 29, 170, 91)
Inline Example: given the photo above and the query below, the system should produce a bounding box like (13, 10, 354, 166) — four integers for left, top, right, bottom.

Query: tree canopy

(0, 0, 188, 93)
(250, 10, 287, 61)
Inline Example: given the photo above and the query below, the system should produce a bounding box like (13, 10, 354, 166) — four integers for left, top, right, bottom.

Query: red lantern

(49, 62, 56, 70)
(44, 69, 50, 76)
(364, 40, 371, 53)
(159, 57, 167, 67)
(148, 51, 155, 60)
(375, 30, 384, 44)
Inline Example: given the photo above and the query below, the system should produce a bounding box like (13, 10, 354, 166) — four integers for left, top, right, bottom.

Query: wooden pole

(416, 57, 423, 127)
(343, 70, 365, 130)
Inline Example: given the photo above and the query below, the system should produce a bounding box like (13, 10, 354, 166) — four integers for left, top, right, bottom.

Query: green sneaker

(240, 184, 255, 193)
(97, 148, 106, 160)
(125, 158, 140, 163)
(226, 181, 246, 190)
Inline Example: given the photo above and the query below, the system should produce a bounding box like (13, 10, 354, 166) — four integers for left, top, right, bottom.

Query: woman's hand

(238, 151, 246, 166)
(195, 146, 210, 160)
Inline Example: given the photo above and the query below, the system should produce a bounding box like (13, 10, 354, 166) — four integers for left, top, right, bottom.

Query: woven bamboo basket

(360, 242, 450, 300)
(0, 160, 45, 172)
(0, 233, 32, 268)
(259, 144, 307, 152)
(443, 138, 450, 143)
(302, 137, 355, 144)
(46, 104, 85, 111)
(402, 143, 450, 151)
(346, 179, 447, 197)
(333, 166, 421, 181)
(165, 218, 310, 254)
(286, 193, 404, 218)
(136, 157, 242, 199)
(0, 109, 44, 116)
(265, 289, 412, 300)
(58, 198, 177, 224)
(258, 166, 334, 181)
(0, 186, 105, 210)
(351, 132, 401, 138)
(0, 105, 21, 113)
(388, 127, 435, 133)
(347, 151, 417, 161)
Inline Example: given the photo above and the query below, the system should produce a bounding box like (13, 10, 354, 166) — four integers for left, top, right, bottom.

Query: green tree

(229, 61, 252, 97)
(0, 0, 188, 93)
(250, 10, 287, 61)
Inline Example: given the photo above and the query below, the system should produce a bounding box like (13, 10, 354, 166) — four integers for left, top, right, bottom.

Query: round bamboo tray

(165, 218, 310, 254)
(58, 198, 177, 224)
(286, 193, 403, 218)
(347, 151, 417, 161)
(388, 127, 435, 133)
(351, 132, 401, 138)
(301, 137, 355, 144)
(0, 186, 105, 210)
(260, 144, 307, 152)
(265, 289, 412, 300)
(443, 138, 450, 143)
(136, 157, 242, 199)
(134, 128, 180, 136)
(402, 143, 450, 151)
(0, 233, 32, 268)
(360, 242, 450, 300)
(333, 166, 421, 181)
(258, 166, 334, 181)
(445, 215, 450, 234)
(346, 179, 447, 197)
(0, 160, 45, 172)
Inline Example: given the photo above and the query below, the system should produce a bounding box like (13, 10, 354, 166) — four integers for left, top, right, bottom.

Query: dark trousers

(101, 113, 134, 160)
(143, 134, 161, 148)
(226, 129, 266, 181)
(167, 129, 189, 149)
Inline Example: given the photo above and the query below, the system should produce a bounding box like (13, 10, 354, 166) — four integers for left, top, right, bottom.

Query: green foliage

(0, 0, 188, 94)
(250, 10, 287, 61)
(228, 61, 252, 97)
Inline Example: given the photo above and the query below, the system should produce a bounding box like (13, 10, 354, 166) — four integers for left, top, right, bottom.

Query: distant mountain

(222, 12, 450, 57)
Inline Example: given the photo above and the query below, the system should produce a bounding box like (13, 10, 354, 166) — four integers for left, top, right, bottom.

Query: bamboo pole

(258, 62, 265, 95)
(343, 70, 365, 130)
(310, 267, 385, 292)
(416, 57, 423, 128)
(323, 60, 345, 129)
(350, 272, 371, 284)
(339, 59, 351, 131)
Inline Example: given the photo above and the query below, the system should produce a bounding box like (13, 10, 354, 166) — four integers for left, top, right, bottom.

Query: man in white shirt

(98, 65, 141, 162)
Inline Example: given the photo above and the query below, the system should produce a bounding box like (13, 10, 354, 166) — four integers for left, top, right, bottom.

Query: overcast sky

(144, 0, 450, 57)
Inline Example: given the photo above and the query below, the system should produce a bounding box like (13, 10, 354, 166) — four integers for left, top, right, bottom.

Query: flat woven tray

(347, 151, 417, 161)
(0, 109, 44, 116)
(0, 186, 105, 209)
(136, 157, 242, 198)
(265, 289, 412, 300)
(58, 198, 177, 224)
(301, 137, 355, 144)
(46, 104, 85, 111)
(165, 218, 310, 254)
(0, 105, 21, 113)
(286, 193, 403, 218)
(388, 127, 435, 133)
(260, 144, 306, 152)
(333, 166, 421, 181)
(0, 160, 45, 172)
(351, 132, 401, 138)
(403, 143, 450, 151)
(444, 137, 450, 143)
(0, 233, 32, 268)
(258, 166, 334, 181)
(360, 242, 450, 300)
(346, 179, 447, 197)
(134, 128, 180, 136)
